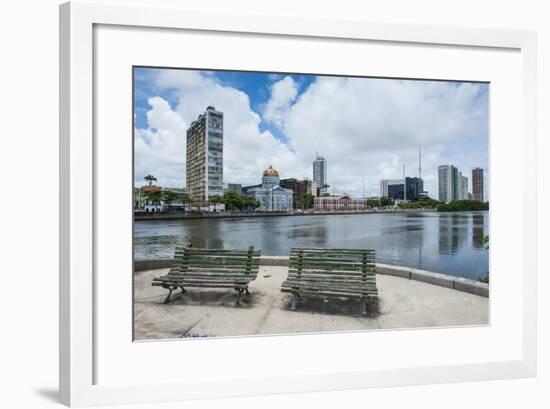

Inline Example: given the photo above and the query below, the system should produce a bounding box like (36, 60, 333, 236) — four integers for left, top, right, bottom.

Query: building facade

(438, 164, 459, 203)
(314, 195, 367, 211)
(472, 167, 484, 202)
(186, 106, 224, 203)
(280, 178, 312, 197)
(224, 183, 242, 194)
(380, 177, 423, 201)
(246, 166, 293, 211)
(313, 155, 327, 195)
(405, 177, 424, 201)
(460, 175, 469, 200)
(380, 179, 403, 199)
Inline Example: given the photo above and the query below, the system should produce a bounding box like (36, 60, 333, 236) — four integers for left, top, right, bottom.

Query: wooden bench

(152, 246, 261, 305)
(281, 247, 378, 316)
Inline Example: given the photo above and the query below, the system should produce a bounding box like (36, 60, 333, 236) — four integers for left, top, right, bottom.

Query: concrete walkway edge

(134, 256, 489, 298)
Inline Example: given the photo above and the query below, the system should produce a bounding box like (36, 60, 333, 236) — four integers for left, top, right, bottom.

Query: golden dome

(263, 165, 279, 177)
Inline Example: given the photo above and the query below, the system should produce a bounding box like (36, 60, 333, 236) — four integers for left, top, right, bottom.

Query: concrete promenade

(134, 265, 489, 340)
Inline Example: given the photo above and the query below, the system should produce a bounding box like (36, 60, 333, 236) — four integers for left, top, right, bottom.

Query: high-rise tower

(186, 106, 224, 202)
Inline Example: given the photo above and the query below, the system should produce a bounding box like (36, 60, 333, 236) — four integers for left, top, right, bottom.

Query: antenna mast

(419, 145, 422, 179)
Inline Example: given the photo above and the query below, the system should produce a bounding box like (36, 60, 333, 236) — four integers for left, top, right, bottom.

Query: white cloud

(281, 77, 488, 197)
(135, 70, 305, 188)
(134, 97, 187, 188)
(135, 70, 488, 200)
(262, 76, 298, 129)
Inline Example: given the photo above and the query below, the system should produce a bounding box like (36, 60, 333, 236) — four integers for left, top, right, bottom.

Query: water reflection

(134, 211, 489, 280)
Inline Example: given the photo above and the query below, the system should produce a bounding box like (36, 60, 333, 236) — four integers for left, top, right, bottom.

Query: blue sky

(134, 68, 315, 143)
(134, 67, 489, 198)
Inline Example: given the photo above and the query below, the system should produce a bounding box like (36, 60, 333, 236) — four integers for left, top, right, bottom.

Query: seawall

(134, 256, 489, 298)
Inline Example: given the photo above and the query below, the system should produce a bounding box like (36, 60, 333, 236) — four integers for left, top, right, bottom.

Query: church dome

(263, 165, 279, 177)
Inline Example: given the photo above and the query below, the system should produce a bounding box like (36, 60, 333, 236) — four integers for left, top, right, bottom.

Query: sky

(134, 67, 489, 199)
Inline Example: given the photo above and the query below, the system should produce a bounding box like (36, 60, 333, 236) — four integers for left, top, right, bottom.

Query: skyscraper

(186, 106, 224, 202)
(461, 175, 469, 200)
(313, 154, 327, 195)
(472, 167, 484, 202)
(438, 164, 458, 203)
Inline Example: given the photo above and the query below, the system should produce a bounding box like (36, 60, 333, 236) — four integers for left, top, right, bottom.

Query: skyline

(134, 67, 489, 198)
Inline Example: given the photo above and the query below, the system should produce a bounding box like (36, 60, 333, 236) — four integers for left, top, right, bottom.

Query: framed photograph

(60, 1, 537, 406)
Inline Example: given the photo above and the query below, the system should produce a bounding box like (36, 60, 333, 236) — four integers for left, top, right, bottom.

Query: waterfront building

(460, 175, 469, 200)
(387, 180, 405, 201)
(313, 154, 328, 194)
(380, 179, 403, 199)
(245, 165, 293, 211)
(224, 183, 242, 194)
(309, 181, 319, 197)
(381, 177, 422, 201)
(472, 167, 484, 202)
(405, 177, 424, 201)
(280, 178, 312, 197)
(314, 194, 367, 212)
(186, 106, 224, 203)
(438, 164, 459, 203)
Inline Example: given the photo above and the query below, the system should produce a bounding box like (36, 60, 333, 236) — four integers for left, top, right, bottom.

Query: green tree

(144, 190, 162, 211)
(367, 198, 380, 208)
(294, 193, 315, 209)
(379, 196, 394, 207)
(161, 190, 177, 210)
(144, 174, 157, 186)
(438, 200, 489, 212)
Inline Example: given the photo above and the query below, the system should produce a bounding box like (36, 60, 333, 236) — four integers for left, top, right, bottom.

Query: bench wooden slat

(152, 246, 261, 304)
(283, 247, 379, 315)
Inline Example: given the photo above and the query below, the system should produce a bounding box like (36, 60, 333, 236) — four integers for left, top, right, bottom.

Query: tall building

(313, 154, 327, 195)
(438, 164, 457, 203)
(405, 177, 424, 201)
(472, 167, 484, 202)
(186, 106, 224, 202)
(461, 175, 469, 200)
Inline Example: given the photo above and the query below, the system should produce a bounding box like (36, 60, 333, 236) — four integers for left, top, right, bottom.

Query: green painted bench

(281, 247, 378, 316)
(152, 246, 261, 305)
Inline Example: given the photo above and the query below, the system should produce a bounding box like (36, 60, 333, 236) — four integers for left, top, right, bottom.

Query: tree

(176, 193, 192, 211)
(379, 196, 394, 207)
(144, 190, 162, 211)
(437, 200, 489, 212)
(367, 198, 380, 208)
(294, 193, 315, 209)
(161, 190, 177, 210)
(144, 174, 157, 186)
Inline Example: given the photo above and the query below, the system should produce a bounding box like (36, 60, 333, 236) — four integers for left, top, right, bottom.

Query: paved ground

(134, 266, 489, 340)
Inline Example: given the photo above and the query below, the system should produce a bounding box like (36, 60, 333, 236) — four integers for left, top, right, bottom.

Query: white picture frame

(59, 1, 537, 406)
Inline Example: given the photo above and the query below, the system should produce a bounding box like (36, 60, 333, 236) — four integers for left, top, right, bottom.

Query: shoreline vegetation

(135, 190, 489, 220)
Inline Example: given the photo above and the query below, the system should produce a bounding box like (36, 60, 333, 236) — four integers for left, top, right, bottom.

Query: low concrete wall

(134, 256, 489, 298)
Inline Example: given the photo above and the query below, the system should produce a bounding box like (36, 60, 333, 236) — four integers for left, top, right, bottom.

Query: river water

(134, 211, 489, 280)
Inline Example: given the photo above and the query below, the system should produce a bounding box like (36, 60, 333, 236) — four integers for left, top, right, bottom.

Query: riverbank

(134, 208, 437, 220)
(134, 256, 489, 297)
(134, 264, 489, 340)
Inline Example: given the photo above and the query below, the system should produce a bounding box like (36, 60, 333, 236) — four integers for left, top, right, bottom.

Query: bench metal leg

(179, 286, 187, 294)
(290, 293, 300, 311)
(245, 287, 250, 296)
(361, 299, 368, 316)
(164, 287, 175, 304)
(235, 288, 244, 306)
